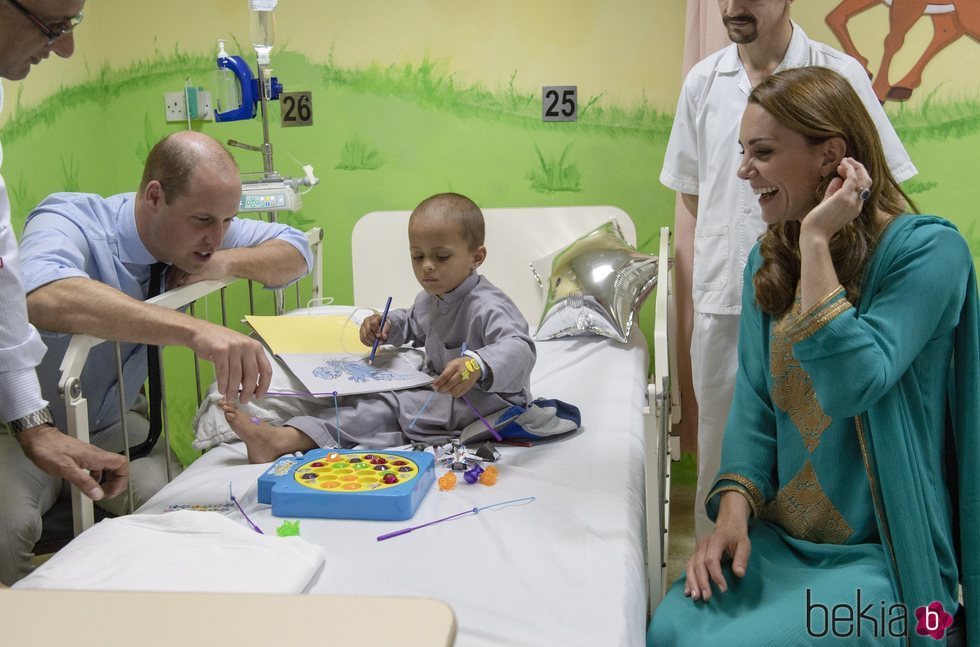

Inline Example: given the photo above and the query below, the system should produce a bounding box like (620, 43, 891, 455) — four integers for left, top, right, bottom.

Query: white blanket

(15, 510, 325, 593)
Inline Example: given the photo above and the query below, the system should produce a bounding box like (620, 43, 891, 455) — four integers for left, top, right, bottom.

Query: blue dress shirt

(19, 191, 313, 431)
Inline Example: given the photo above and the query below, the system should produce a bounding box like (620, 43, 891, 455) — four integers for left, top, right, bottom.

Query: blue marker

(368, 296, 393, 366)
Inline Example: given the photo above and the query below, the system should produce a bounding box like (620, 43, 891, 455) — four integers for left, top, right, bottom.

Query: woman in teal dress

(648, 66, 978, 646)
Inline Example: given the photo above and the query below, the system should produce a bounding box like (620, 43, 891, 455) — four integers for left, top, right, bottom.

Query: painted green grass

(5, 174, 30, 215)
(59, 155, 80, 192)
(336, 136, 384, 170)
(888, 89, 980, 144)
(320, 50, 674, 139)
(2, 48, 215, 147)
(527, 143, 581, 193)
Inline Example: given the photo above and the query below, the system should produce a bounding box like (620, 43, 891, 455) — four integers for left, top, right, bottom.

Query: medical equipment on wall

(212, 1, 319, 314)
(230, 139, 318, 214)
(213, 1, 319, 217)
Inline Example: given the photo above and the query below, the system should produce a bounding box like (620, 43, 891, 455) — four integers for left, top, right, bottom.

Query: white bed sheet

(16, 510, 325, 593)
(132, 327, 650, 647)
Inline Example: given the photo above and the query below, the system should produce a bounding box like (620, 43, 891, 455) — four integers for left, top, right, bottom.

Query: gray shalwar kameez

(285, 272, 535, 448)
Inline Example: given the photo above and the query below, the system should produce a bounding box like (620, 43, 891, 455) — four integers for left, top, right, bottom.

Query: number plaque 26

(280, 91, 313, 127)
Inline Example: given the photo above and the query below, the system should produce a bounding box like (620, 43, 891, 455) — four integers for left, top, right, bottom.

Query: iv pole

(217, 3, 318, 315)
(255, 62, 285, 315)
(226, 53, 286, 315)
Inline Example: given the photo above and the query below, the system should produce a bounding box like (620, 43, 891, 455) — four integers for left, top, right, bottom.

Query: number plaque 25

(542, 86, 577, 122)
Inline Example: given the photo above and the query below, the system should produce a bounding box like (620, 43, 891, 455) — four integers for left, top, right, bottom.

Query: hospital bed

(23, 207, 679, 646)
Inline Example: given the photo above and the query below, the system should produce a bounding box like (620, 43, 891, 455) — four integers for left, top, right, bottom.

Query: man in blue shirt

(0, 130, 313, 583)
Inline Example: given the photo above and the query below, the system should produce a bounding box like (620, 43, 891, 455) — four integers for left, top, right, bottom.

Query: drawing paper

(277, 348, 433, 396)
(246, 311, 433, 396)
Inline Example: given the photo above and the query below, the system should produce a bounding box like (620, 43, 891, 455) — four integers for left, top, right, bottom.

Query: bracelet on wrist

(8, 407, 54, 435)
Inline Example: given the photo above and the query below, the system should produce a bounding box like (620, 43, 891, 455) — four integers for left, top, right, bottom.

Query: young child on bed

(222, 192, 537, 463)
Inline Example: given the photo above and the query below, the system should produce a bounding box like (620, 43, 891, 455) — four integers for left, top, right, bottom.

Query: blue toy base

(257, 448, 435, 521)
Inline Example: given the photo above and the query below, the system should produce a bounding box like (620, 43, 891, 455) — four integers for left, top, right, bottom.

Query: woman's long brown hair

(748, 66, 917, 316)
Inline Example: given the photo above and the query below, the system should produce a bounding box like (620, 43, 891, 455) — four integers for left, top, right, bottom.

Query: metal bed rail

(643, 226, 682, 617)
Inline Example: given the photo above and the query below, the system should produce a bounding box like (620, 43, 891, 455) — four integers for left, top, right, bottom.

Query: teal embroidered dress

(649, 216, 979, 646)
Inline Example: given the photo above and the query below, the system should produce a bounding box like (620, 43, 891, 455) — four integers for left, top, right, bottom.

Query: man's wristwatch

(8, 407, 55, 434)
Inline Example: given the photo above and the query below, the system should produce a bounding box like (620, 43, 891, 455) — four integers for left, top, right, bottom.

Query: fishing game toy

(257, 448, 435, 521)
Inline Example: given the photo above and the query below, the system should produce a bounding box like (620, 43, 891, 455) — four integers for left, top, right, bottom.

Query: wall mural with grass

(0, 1, 977, 465)
(0, 44, 677, 465)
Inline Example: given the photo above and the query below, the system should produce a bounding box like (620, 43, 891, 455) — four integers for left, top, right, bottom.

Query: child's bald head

(409, 193, 485, 251)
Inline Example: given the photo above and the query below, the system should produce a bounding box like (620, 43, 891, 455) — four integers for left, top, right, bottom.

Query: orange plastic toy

(479, 466, 499, 486)
(438, 472, 457, 491)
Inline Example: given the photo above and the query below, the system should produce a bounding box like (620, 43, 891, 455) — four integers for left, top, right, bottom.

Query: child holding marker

(222, 193, 536, 463)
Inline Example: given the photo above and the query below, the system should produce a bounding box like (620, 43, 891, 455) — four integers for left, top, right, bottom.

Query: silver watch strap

(9, 407, 55, 434)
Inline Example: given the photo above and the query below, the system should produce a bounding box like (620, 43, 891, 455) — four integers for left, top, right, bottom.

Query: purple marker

(368, 296, 392, 366)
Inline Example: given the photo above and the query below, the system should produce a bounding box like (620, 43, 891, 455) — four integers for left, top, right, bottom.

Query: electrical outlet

(164, 90, 213, 123)
(164, 92, 186, 122)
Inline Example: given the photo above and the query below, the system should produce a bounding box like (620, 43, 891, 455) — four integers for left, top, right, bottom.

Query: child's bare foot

(220, 401, 297, 464)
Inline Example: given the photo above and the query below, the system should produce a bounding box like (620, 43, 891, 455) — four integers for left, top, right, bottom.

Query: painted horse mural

(827, 0, 979, 102)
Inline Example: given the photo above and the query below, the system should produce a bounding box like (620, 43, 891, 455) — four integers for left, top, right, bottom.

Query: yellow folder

(244, 315, 370, 355)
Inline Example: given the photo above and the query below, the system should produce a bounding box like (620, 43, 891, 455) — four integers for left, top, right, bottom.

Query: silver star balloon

(535, 220, 660, 343)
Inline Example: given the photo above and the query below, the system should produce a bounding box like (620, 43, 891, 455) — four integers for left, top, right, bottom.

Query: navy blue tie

(129, 262, 166, 460)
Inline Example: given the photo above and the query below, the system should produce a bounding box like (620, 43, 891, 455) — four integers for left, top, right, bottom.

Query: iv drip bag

(249, 0, 277, 65)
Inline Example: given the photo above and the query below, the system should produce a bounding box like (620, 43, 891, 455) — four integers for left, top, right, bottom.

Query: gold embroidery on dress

(711, 474, 765, 515)
(707, 486, 757, 518)
(760, 460, 854, 544)
(771, 290, 831, 451)
(788, 299, 853, 344)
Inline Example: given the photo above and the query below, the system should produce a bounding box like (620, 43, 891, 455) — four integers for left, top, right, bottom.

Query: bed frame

(58, 206, 680, 616)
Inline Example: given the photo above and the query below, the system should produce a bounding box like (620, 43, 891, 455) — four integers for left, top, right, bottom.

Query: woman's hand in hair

(802, 157, 871, 244)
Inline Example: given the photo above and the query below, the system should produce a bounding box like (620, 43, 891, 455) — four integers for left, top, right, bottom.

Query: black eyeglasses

(6, 0, 83, 44)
